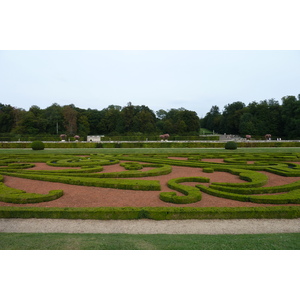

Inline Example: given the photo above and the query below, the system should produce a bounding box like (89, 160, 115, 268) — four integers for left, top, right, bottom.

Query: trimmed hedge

(159, 176, 209, 204)
(0, 206, 299, 220)
(2, 141, 300, 149)
(31, 141, 45, 150)
(211, 168, 269, 188)
(10, 163, 172, 179)
(208, 179, 300, 195)
(225, 141, 237, 150)
(197, 184, 300, 204)
(1, 172, 161, 191)
(0, 182, 63, 204)
(47, 158, 119, 167)
(120, 162, 143, 170)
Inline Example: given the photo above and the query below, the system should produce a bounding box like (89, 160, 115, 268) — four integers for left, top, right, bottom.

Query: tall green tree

(0, 103, 15, 133)
(43, 103, 64, 135)
(281, 95, 300, 138)
(63, 104, 78, 135)
(221, 101, 245, 134)
(201, 105, 222, 133)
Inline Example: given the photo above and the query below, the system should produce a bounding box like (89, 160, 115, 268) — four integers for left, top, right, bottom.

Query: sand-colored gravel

(1, 218, 299, 234)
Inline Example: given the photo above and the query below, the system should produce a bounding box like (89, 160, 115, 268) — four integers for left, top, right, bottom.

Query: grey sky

(0, 50, 299, 118)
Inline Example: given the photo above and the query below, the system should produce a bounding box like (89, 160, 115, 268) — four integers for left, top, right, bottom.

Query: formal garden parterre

(0, 150, 300, 220)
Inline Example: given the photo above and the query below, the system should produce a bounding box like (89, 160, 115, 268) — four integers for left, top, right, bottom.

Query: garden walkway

(1, 218, 299, 234)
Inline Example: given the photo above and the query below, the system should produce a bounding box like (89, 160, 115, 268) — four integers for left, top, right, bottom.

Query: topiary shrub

(225, 141, 237, 150)
(31, 141, 45, 150)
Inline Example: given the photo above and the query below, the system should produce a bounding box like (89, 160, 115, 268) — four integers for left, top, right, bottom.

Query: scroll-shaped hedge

(209, 179, 300, 195)
(120, 162, 143, 170)
(0, 182, 63, 204)
(266, 165, 300, 177)
(6, 163, 172, 179)
(159, 176, 209, 204)
(47, 157, 119, 167)
(1, 172, 161, 191)
(211, 168, 268, 188)
(2, 165, 104, 175)
(197, 184, 300, 204)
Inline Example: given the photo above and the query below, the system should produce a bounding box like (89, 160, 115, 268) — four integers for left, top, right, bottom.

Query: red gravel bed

(1, 162, 300, 208)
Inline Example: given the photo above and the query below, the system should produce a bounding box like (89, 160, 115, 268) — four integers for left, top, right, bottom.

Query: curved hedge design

(0, 182, 63, 204)
(159, 177, 210, 204)
(47, 157, 119, 167)
(1, 151, 300, 206)
(197, 184, 300, 204)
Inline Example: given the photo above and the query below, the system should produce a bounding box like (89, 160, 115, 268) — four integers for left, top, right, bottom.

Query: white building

(87, 135, 104, 142)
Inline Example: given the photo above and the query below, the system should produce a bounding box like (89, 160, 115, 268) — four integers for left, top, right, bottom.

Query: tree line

(1, 93, 299, 140)
(0, 102, 200, 139)
(201, 94, 300, 139)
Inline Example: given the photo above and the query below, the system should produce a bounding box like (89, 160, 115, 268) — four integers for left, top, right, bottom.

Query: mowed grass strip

(2, 147, 300, 155)
(0, 232, 299, 250)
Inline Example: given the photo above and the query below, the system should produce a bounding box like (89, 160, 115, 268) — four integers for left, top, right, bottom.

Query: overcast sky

(0, 50, 299, 118)
(0, 1, 299, 119)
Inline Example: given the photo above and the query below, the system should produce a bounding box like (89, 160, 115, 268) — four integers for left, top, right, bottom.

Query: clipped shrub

(225, 141, 237, 150)
(197, 184, 300, 204)
(120, 162, 143, 170)
(0, 206, 299, 220)
(159, 176, 209, 204)
(31, 141, 45, 150)
(0, 182, 63, 204)
(1, 171, 161, 191)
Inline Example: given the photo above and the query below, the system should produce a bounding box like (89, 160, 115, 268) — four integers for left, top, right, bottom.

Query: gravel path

(1, 218, 299, 234)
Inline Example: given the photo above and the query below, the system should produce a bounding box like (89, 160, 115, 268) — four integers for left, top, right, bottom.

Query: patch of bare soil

(1, 163, 300, 208)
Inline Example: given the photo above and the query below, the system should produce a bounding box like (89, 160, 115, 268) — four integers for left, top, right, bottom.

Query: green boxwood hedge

(159, 176, 210, 204)
(0, 206, 299, 220)
(197, 184, 300, 204)
(31, 141, 45, 150)
(1, 171, 161, 191)
(0, 182, 63, 204)
(210, 168, 269, 188)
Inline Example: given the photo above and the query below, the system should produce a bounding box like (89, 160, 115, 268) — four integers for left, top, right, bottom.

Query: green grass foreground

(0, 232, 299, 250)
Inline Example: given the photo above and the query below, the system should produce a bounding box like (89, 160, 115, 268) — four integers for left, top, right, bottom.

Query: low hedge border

(159, 176, 210, 204)
(197, 184, 300, 204)
(2, 141, 300, 149)
(210, 168, 269, 188)
(47, 158, 119, 167)
(0, 182, 63, 204)
(0, 163, 35, 169)
(1, 166, 105, 174)
(209, 179, 300, 194)
(120, 162, 143, 170)
(0, 206, 299, 220)
(1, 172, 161, 191)
(266, 166, 300, 177)
(10, 163, 172, 179)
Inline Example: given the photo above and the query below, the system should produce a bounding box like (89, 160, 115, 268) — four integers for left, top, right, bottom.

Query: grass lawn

(1, 147, 300, 155)
(0, 232, 299, 250)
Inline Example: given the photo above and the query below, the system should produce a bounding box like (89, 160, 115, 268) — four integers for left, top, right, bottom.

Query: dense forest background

(0, 93, 299, 140)
(202, 94, 300, 139)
